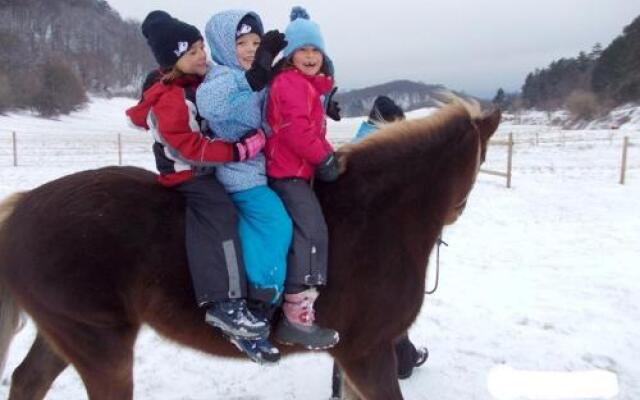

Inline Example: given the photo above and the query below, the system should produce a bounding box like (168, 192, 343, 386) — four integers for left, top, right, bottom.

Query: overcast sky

(106, 0, 640, 98)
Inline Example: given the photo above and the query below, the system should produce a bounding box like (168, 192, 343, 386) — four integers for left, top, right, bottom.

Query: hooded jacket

(196, 10, 267, 193)
(126, 74, 236, 187)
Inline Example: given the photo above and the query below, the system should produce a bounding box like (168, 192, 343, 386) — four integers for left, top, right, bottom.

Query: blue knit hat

(283, 7, 328, 60)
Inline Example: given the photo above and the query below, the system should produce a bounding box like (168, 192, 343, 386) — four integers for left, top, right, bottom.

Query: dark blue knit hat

(141, 11, 203, 68)
(369, 96, 405, 123)
(236, 14, 263, 38)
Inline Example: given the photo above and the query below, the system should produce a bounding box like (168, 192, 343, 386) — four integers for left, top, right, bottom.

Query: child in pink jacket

(265, 7, 341, 350)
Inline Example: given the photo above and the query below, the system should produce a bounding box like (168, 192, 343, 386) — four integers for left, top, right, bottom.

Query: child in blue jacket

(196, 10, 292, 364)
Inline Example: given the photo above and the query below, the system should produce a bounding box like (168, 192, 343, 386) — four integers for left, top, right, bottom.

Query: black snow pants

(175, 173, 247, 306)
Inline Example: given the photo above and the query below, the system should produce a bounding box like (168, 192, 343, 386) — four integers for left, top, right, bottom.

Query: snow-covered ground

(502, 102, 640, 131)
(0, 97, 639, 399)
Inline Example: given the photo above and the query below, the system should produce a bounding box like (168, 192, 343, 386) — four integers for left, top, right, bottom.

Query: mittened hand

(315, 152, 340, 182)
(335, 144, 355, 175)
(246, 30, 288, 92)
(326, 87, 341, 121)
(234, 129, 266, 161)
(260, 30, 288, 57)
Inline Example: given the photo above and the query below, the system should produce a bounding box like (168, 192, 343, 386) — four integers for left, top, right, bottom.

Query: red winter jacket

(265, 68, 334, 180)
(126, 75, 236, 187)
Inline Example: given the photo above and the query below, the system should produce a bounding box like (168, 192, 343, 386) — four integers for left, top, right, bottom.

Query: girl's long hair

(160, 66, 185, 84)
(138, 66, 185, 101)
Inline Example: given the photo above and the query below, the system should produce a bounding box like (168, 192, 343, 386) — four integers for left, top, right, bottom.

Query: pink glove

(234, 129, 266, 161)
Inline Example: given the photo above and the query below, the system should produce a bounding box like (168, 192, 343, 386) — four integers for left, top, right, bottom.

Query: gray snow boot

(274, 288, 339, 350)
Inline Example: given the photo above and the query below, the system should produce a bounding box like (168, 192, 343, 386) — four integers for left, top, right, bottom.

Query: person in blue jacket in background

(353, 95, 406, 142)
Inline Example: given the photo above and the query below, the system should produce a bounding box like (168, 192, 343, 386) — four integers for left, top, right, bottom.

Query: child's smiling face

(236, 33, 261, 71)
(292, 46, 323, 76)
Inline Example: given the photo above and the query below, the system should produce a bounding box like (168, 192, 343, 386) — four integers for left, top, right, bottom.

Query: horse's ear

(475, 108, 501, 141)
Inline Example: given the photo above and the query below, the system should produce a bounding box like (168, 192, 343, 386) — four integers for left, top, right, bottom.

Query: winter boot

(274, 288, 339, 350)
(414, 346, 429, 367)
(205, 299, 269, 338)
(395, 335, 429, 379)
(226, 334, 281, 365)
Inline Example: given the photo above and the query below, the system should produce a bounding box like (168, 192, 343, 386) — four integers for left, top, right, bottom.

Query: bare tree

(566, 90, 599, 120)
(32, 58, 87, 117)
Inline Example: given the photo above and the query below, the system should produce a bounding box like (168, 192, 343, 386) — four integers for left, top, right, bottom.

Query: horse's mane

(323, 96, 482, 215)
(346, 95, 481, 157)
(339, 95, 481, 184)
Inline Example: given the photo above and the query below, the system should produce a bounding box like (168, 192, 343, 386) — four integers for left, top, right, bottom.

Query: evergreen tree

(518, 14, 640, 112)
(492, 88, 506, 108)
(592, 16, 640, 104)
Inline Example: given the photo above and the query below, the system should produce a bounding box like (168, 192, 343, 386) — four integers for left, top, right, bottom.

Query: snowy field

(0, 97, 639, 399)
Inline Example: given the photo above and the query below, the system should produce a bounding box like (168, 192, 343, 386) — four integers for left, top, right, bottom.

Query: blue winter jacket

(196, 10, 267, 193)
(353, 121, 379, 143)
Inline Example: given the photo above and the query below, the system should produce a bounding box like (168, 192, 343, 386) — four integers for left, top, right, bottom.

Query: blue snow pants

(230, 185, 292, 303)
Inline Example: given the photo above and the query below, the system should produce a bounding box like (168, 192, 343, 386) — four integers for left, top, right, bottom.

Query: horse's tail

(0, 192, 27, 377)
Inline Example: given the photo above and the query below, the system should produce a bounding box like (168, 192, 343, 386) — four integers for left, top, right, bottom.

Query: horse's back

(0, 166, 189, 326)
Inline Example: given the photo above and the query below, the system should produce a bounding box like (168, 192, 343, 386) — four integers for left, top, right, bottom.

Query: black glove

(315, 153, 340, 182)
(245, 30, 288, 92)
(325, 87, 341, 121)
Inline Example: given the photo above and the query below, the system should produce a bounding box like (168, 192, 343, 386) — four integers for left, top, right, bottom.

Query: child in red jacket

(126, 11, 272, 358)
(265, 7, 341, 350)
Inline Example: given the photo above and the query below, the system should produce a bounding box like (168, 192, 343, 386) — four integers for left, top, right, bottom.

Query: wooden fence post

(506, 132, 513, 188)
(619, 136, 629, 185)
(609, 131, 614, 146)
(117, 133, 122, 166)
(12, 131, 17, 167)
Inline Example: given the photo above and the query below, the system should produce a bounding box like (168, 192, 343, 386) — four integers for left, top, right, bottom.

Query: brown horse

(0, 98, 500, 400)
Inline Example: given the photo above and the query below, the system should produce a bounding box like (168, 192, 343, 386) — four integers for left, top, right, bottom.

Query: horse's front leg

(338, 341, 403, 400)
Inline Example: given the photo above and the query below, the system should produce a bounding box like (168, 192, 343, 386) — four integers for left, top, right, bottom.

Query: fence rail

(0, 130, 152, 168)
(1, 130, 636, 186)
(481, 133, 514, 188)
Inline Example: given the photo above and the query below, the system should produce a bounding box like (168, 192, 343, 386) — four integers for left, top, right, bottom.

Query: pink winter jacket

(265, 68, 334, 180)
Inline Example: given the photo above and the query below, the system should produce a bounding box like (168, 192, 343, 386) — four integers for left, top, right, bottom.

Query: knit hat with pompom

(283, 7, 327, 58)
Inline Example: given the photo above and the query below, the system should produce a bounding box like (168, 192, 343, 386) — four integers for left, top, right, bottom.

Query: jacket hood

(205, 10, 263, 70)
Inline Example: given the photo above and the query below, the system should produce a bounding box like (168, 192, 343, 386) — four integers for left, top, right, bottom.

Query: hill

(519, 14, 640, 113)
(335, 80, 450, 118)
(0, 0, 154, 115)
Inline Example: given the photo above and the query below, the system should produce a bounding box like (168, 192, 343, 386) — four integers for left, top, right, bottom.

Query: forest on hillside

(500, 15, 640, 118)
(0, 0, 154, 116)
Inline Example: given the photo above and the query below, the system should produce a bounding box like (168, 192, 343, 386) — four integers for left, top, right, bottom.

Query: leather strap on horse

(425, 236, 448, 295)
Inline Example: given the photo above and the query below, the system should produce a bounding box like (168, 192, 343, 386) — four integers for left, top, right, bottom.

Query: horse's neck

(393, 203, 444, 278)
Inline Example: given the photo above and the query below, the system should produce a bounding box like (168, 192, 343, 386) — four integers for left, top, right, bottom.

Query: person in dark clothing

(126, 11, 276, 363)
(330, 95, 429, 398)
